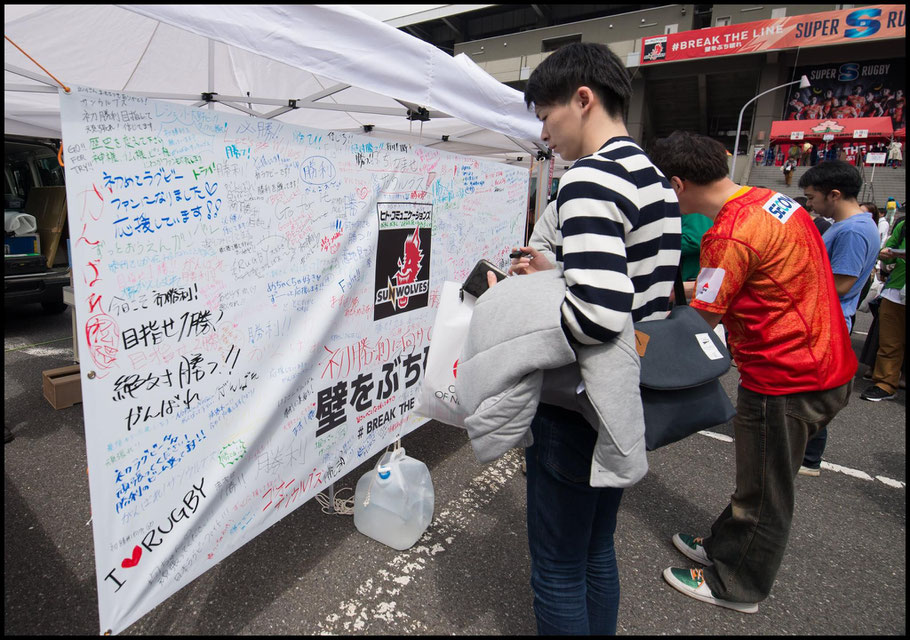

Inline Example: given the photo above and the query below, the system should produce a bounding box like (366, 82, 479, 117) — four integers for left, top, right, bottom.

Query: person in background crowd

(765, 145, 777, 166)
(862, 217, 906, 402)
(782, 157, 796, 186)
(885, 197, 898, 225)
(887, 138, 902, 168)
(801, 141, 814, 167)
(816, 144, 827, 165)
(679, 212, 714, 301)
(649, 131, 854, 616)
(861, 202, 890, 248)
(787, 143, 800, 166)
(509, 41, 681, 636)
(797, 161, 880, 476)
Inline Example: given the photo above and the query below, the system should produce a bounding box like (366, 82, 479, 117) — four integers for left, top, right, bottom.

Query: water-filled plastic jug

(353, 447, 434, 550)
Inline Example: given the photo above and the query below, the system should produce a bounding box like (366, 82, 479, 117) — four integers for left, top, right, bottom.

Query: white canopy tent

(4, 4, 549, 167)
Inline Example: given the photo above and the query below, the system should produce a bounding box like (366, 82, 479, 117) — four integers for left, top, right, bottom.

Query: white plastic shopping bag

(858, 277, 883, 313)
(414, 281, 474, 428)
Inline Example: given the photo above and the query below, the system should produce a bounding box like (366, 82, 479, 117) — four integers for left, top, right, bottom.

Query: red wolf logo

(388, 227, 424, 309)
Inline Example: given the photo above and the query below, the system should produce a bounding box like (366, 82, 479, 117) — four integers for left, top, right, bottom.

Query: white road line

(698, 430, 733, 443)
(317, 449, 523, 634)
(698, 430, 905, 489)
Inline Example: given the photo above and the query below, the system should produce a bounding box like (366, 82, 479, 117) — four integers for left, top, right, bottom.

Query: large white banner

(59, 85, 528, 634)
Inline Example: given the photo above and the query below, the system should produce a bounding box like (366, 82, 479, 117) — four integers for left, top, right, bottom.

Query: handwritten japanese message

(60, 85, 528, 634)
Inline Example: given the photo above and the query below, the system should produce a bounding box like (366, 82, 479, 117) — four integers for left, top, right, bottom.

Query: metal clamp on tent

(406, 106, 430, 122)
(537, 149, 552, 161)
(201, 92, 218, 103)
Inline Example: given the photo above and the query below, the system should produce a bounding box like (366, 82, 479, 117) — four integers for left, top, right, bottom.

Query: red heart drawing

(121, 546, 142, 569)
(356, 187, 368, 200)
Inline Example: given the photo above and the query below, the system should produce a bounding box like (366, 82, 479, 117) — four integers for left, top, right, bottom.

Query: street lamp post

(730, 74, 811, 180)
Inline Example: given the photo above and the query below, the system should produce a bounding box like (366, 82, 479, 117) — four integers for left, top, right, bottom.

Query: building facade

(401, 4, 906, 181)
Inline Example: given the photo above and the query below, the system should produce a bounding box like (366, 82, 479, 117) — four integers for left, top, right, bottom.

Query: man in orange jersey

(648, 131, 855, 615)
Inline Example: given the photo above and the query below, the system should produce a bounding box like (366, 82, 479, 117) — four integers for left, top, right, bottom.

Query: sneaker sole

(672, 534, 712, 566)
(861, 394, 896, 402)
(662, 568, 758, 614)
(798, 467, 820, 477)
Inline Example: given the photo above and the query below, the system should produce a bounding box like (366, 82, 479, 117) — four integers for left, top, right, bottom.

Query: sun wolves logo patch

(374, 203, 432, 321)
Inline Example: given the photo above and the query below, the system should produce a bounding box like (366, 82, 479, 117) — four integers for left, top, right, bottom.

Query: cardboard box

(25, 186, 68, 268)
(42, 365, 82, 409)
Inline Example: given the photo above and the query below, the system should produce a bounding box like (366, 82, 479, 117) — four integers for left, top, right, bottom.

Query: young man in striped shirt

(504, 42, 681, 635)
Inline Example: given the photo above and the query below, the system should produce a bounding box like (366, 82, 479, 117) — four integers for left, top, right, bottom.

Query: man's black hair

(523, 42, 631, 120)
(647, 131, 729, 185)
(798, 160, 862, 200)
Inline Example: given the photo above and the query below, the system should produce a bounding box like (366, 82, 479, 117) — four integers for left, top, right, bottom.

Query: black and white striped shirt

(555, 137, 681, 344)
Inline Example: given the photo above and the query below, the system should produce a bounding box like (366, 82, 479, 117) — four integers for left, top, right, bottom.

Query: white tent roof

(4, 4, 546, 165)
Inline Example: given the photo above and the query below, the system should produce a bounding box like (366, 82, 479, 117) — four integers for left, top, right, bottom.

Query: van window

(7, 159, 35, 201)
(35, 156, 65, 187)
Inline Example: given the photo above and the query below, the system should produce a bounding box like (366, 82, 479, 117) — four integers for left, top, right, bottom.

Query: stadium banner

(780, 58, 905, 131)
(641, 5, 906, 65)
(59, 85, 528, 634)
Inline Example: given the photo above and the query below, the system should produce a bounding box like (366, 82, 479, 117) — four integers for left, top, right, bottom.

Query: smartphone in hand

(462, 259, 508, 298)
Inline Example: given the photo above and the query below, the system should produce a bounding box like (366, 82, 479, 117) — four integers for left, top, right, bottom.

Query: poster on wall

(59, 85, 528, 635)
(782, 58, 905, 131)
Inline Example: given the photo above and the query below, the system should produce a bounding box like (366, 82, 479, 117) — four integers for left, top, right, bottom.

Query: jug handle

(361, 440, 406, 507)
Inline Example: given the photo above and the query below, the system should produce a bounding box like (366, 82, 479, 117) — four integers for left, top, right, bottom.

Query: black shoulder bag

(634, 272, 737, 450)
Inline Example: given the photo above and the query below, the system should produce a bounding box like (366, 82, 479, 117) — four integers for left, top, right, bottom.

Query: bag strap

(673, 267, 687, 307)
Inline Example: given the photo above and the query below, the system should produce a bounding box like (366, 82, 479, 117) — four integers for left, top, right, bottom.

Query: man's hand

(509, 246, 554, 276)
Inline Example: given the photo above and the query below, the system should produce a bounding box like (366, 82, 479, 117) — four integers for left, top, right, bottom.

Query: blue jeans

(526, 403, 624, 635)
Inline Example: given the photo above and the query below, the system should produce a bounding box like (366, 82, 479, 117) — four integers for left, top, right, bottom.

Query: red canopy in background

(770, 117, 894, 144)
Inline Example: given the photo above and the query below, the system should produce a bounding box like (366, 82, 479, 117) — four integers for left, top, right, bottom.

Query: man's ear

(670, 176, 684, 194)
(577, 86, 596, 114)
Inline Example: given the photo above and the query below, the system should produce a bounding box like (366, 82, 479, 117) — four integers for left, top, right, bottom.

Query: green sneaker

(663, 567, 758, 614)
(672, 533, 712, 566)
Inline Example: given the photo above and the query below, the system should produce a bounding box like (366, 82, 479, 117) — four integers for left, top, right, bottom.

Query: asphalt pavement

(4, 302, 906, 635)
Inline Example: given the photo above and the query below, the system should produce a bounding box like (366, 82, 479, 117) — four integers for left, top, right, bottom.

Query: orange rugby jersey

(691, 187, 856, 395)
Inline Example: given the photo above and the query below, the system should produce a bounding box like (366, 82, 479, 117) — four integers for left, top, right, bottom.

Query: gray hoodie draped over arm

(457, 269, 648, 487)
